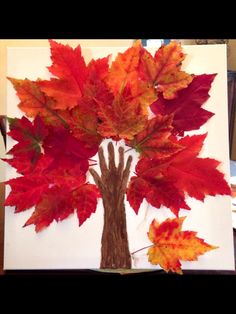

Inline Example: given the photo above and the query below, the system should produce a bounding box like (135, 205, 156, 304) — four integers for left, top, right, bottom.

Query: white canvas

(3, 44, 235, 271)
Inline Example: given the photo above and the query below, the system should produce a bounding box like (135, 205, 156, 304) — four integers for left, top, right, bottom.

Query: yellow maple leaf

(148, 217, 217, 274)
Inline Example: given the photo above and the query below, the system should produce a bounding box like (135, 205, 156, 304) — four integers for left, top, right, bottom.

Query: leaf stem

(131, 244, 154, 255)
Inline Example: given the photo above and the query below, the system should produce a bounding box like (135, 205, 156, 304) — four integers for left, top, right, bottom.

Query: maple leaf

(166, 157, 231, 201)
(8, 77, 69, 128)
(73, 184, 101, 226)
(87, 57, 110, 83)
(39, 41, 110, 112)
(97, 86, 148, 140)
(48, 40, 88, 83)
(4, 154, 88, 213)
(127, 156, 191, 216)
(147, 217, 217, 274)
(126, 114, 183, 158)
(151, 74, 216, 135)
(23, 183, 100, 232)
(3, 116, 48, 174)
(4, 154, 54, 179)
(23, 186, 74, 232)
(164, 134, 231, 201)
(106, 41, 157, 111)
(8, 78, 54, 118)
(38, 79, 81, 110)
(43, 127, 98, 160)
(67, 66, 114, 145)
(139, 41, 193, 99)
(70, 106, 101, 145)
(36, 37, 89, 110)
(106, 41, 141, 95)
(127, 174, 190, 216)
(5, 148, 100, 231)
(5, 175, 50, 212)
(126, 177, 149, 213)
(127, 133, 231, 215)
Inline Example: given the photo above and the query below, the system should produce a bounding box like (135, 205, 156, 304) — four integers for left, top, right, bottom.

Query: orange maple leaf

(147, 217, 217, 274)
(8, 78, 55, 118)
(139, 41, 193, 99)
(106, 41, 156, 111)
(8, 78, 69, 128)
(105, 41, 141, 95)
(96, 86, 148, 140)
(126, 114, 183, 158)
(70, 100, 102, 146)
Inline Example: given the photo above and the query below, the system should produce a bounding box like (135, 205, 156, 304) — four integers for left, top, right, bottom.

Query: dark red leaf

(151, 74, 216, 135)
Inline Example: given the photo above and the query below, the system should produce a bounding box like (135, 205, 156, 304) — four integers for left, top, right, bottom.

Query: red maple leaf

(3, 116, 48, 174)
(5, 145, 100, 231)
(127, 134, 231, 215)
(23, 183, 100, 232)
(151, 74, 216, 135)
(164, 135, 231, 200)
(4, 123, 101, 230)
(127, 175, 190, 215)
(37, 40, 88, 110)
(38, 41, 110, 111)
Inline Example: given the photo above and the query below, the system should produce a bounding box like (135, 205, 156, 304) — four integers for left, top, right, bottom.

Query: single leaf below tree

(151, 74, 216, 135)
(147, 217, 217, 274)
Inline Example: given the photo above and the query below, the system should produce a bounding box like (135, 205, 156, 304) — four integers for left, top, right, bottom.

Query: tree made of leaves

(3, 40, 231, 274)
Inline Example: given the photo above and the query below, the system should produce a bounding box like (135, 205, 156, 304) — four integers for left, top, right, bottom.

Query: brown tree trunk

(90, 142, 132, 269)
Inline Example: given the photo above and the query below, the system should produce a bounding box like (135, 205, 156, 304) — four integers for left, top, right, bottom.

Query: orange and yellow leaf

(147, 217, 218, 274)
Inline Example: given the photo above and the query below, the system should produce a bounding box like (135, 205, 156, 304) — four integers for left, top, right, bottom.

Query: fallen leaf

(147, 217, 217, 274)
